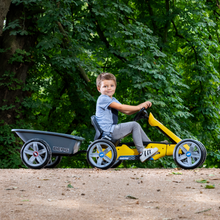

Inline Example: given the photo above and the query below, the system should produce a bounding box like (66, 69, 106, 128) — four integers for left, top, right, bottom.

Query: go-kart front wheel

(87, 139, 117, 170)
(173, 139, 207, 169)
(194, 140, 207, 168)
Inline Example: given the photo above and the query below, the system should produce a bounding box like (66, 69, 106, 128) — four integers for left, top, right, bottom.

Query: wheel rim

(88, 142, 115, 168)
(23, 141, 48, 167)
(46, 156, 60, 166)
(175, 141, 202, 168)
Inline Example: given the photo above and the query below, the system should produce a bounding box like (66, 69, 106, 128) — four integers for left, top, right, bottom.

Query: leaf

(126, 195, 138, 199)
(209, 174, 215, 177)
(114, 168, 120, 171)
(67, 184, 74, 188)
(205, 185, 215, 189)
(195, 208, 211, 214)
(171, 172, 182, 175)
(5, 187, 17, 190)
(196, 179, 208, 183)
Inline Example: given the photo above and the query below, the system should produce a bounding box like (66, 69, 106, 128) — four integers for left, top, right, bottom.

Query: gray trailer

(12, 129, 85, 169)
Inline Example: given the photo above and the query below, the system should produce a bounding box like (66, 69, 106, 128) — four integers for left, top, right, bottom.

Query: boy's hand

(138, 101, 152, 110)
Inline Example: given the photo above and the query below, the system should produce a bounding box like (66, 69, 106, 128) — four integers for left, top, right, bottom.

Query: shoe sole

(140, 151, 158, 163)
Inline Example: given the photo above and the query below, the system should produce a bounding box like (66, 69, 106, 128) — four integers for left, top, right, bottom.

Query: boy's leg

(111, 122, 158, 161)
(111, 122, 145, 153)
(139, 125, 151, 142)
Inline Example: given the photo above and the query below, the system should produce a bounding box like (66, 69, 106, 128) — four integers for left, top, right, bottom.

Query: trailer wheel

(45, 156, 62, 168)
(173, 139, 206, 169)
(21, 139, 52, 169)
(87, 139, 117, 170)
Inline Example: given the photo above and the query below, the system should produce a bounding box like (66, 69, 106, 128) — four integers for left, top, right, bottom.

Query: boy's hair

(96, 73, 117, 87)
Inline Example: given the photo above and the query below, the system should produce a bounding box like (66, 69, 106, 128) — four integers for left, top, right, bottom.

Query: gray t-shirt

(96, 95, 121, 134)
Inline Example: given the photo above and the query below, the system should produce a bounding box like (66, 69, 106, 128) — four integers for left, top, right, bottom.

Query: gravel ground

(0, 168, 220, 220)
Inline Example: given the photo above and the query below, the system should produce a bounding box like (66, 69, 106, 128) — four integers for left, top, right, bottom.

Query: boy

(96, 72, 158, 162)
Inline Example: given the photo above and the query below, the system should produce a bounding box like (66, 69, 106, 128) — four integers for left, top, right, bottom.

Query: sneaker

(139, 148, 158, 162)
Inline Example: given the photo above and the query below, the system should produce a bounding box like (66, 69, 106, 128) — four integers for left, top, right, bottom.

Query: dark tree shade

(0, 0, 11, 36)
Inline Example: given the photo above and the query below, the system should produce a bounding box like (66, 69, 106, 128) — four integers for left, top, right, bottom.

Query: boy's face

(97, 80, 116, 98)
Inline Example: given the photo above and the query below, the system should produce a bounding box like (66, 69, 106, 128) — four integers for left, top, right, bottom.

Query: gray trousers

(111, 121, 151, 154)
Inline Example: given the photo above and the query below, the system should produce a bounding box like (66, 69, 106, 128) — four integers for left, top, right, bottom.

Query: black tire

(194, 140, 207, 168)
(87, 139, 117, 170)
(45, 156, 62, 168)
(111, 159, 122, 168)
(20, 138, 52, 169)
(173, 139, 206, 170)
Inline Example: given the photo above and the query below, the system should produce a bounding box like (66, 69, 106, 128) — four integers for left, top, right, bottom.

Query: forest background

(0, 0, 220, 169)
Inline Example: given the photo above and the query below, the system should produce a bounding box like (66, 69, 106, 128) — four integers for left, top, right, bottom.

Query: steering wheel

(133, 108, 149, 121)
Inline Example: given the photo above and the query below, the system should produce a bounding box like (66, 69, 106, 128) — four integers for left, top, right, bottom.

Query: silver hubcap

(23, 141, 48, 167)
(88, 142, 114, 168)
(175, 141, 201, 167)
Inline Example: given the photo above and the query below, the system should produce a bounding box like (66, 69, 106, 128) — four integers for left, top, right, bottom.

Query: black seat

(91, 115, 103, 141)
(91, 115, 120, 145)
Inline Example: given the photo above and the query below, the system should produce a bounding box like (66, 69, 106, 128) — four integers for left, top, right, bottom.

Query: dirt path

(0, 168, 220, 220)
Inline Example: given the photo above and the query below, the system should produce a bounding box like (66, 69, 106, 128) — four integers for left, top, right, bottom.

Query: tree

(0, 0, 11, 36)
(1, 0, 220, 168)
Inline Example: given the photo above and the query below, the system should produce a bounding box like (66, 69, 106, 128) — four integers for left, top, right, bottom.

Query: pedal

(148, 151, 159, 160)
(152, 151, 159, 156)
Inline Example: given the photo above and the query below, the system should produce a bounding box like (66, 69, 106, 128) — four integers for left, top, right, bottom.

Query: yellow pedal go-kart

(87, 108, 207, 170)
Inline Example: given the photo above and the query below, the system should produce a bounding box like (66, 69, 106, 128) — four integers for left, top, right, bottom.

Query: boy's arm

(109, 101, 152, 115)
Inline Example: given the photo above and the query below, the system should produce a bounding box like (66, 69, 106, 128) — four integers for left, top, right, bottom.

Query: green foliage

(58, 153, 89, 169)
(3, 19, 20, 31)
(8, 49, 31, 64)
(119, 156, 177, 169)
(205, 150, 220, 168)
(1, 0, 220, 169)
(0, 122, 24, 168)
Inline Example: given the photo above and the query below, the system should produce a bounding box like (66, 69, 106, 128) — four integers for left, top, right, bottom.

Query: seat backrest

(91, 115, 103, 140)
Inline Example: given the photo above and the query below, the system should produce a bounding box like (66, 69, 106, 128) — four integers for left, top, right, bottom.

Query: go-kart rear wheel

(87, 139, 117, 170)
(20, 138, 52, 169)
(173, 139, 206, 169)
(45, 156, 62, 168)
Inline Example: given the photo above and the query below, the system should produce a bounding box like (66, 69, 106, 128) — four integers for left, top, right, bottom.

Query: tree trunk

(0, 0, 11, 36)
(0, 3, 38, 125)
